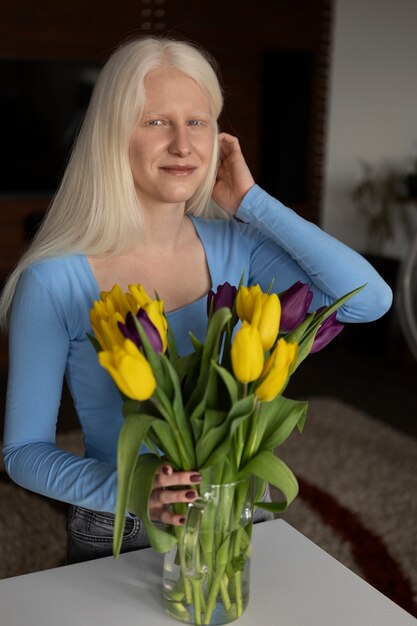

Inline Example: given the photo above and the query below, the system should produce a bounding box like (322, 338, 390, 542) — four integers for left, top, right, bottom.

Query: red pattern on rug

(298, 476, 417, 618)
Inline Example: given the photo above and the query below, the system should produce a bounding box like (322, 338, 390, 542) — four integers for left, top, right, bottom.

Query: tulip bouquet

(89, 279, 360, 625)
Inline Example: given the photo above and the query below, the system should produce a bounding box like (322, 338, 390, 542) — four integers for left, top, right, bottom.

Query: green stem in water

(191, 579, 203, 625)
(203, 561, 228, 625)
(233, 529, 245, 617)
(219, 573, 232, 610)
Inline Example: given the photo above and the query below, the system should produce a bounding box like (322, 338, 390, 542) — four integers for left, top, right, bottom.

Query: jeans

(66, 506, 150, 564)
(66, 487, 274, 565)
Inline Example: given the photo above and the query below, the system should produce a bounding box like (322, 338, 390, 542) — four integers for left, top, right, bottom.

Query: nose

(168, 125, 192, 157)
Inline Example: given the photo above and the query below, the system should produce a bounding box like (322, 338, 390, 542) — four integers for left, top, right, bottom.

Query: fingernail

(185, 490, 196, 500)
(161, 465, 171, 475)
(179, 517, 186, 525)
(190, 474, 202, 483)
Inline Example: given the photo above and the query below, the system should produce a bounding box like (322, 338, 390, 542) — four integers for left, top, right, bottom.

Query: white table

(0, 519, 415, 626)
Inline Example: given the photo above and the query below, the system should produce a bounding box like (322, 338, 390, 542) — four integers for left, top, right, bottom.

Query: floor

(1, 308, 416, 440)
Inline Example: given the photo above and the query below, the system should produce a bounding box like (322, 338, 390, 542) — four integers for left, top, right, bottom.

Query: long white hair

(0, 36, 225, 330)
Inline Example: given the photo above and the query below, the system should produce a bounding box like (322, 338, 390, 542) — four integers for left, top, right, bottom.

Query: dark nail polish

(190, 474, 202, 483)
(161, 465, 170, 475)
(179, 517, 186, 525)
(185, 490, 196, 500)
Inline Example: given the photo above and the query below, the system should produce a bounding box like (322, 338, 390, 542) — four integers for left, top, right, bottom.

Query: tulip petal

(207, 282, 237, 316)
(231, 322, 264, 383)
(99, 340, 156, 400)
(256, 338, 298, 402)
(280, 282, 313, 333)
(310, 312, 344, 353)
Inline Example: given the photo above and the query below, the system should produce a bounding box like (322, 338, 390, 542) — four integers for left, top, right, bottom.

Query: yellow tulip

(127, 284, 153, 311)
(255, 338, 298, 402)
(103, 284, 134, 320)
(90, 303, 125, 351)
(99, 339, 156, 400)
(90, 282, 167, 352)
(236, 285, 263, 321)
(236, 285, 281, 351)
(231, 322, 264, 383)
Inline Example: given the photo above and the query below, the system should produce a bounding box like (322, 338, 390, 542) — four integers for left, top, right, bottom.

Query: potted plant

(351, 161, 414, 255)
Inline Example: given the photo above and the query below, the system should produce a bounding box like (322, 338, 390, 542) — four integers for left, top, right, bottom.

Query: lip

(159, 165, 197, 176)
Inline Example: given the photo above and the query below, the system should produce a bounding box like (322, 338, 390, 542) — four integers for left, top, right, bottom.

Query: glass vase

(162, 478, 254, 625)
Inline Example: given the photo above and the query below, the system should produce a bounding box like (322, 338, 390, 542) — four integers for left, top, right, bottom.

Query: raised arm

(212, 132, 392, 322)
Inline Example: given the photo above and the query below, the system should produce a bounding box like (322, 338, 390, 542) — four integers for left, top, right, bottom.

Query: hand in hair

(148, 464, 202, 526)
(212, 132, 255, 215)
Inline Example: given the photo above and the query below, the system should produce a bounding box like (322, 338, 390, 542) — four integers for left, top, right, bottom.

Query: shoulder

(190, 214, 263, 249)
(21, 255, 91, 292)
(17, 255, 96, 318)
(12, 255, 97, 338)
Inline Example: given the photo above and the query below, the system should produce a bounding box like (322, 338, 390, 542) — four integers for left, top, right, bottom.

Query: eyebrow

(142, 111, 212, 118)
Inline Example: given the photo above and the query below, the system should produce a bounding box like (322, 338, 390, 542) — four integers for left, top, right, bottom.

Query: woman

(0, 37, 392, 563)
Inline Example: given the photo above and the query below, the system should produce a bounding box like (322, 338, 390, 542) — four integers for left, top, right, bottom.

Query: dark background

(0, 0, 416, 439)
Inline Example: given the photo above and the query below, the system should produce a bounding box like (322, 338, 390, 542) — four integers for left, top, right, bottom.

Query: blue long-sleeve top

(3, 186, 392, 512)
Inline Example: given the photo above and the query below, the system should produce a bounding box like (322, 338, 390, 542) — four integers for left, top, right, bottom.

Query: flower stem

(219, 574, 231, 610)
(203, 561, 227, 625)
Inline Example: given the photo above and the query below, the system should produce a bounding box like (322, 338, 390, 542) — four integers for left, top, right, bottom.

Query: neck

(139, 200, 189, 254)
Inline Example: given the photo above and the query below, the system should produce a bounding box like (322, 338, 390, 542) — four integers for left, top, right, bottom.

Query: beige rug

(1, 397, 416, 616)
(276, 396, 417, 617)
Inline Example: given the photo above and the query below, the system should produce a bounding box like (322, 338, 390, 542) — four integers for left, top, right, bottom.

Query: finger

(218, 133, 240, 160)
(154, 469, 202, 489)
(161, 510, 187, 526)
(149, 487, 199, 508)
(150, 507, 186, 526)
(218, 131, 238, 144)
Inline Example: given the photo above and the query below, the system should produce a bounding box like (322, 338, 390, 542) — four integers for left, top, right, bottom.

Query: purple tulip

(118, 309, 163, 353)
(310, 310, 344, 353)
(280, 281, 313, 332)
(207, 282, 238, 316)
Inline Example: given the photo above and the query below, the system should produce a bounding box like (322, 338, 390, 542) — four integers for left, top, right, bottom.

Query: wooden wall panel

(0, 0, 333, 281)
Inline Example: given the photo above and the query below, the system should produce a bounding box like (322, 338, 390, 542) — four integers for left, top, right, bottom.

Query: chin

(159, 184, 201, 204)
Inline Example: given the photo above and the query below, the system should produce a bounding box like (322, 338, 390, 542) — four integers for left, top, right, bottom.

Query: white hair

(0, 36, 226, 330)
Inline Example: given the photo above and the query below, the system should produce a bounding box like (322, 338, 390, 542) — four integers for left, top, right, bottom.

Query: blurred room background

(1, 0, 416, 433)
(0, 0, 416, 611)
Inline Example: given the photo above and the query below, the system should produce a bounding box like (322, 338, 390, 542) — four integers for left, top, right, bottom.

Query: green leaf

(196, 411, 229, 467)
(114, 412, 156, 556)
(160, 354, 195, 468)
(122, 399, 143, 418)
(211, 361, 238, 406)
(258, 397, 309, 451)
(204, 363, 219, 409)
(172, 351, 201, 384)
(201, 307, 232, 370)
(86, 332, 102, 353)
(189, 395, 207, 442)
(166, 321, 179, 362)
(239, 450, 298, 512)
(189, 332, 203, 352)
(286, 285, 366, 369)
(128, 454, 178, 553)
(286, 285, 365, 340)
(283, 311, 317, 345)
(202, 409, 228, 435)
(197, 396, 254, 469)
(150, 420, 182, 468)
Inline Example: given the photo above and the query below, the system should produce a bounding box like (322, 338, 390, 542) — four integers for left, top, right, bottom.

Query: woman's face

(129, 67, 215, 211)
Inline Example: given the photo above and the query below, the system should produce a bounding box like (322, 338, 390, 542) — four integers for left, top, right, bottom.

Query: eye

(145, 119, 165, 127)
(187, 119, 206, 127)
